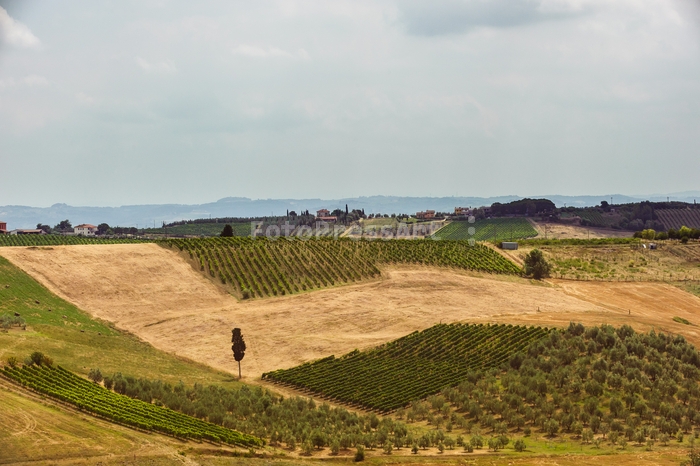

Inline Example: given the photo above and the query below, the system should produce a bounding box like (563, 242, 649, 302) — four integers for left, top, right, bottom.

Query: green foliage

(7, 363, 411, 450)
(0, 235, 149, 247)
(220, 224, 234, 237)
(434, 218, 538, 241)
(354, 445, 365, 461)
(682, 448, 700, 466)
(0, 313, 25, 329)
(674, 317, 693, 325)
(164, 237, 521, 299)
(524, 249, 551, 279)
(1, 364, 261, 447)
(514, 438, 526, 452)
(264, 323, 549, 411)
(641, 229, 656, 240)
(397, 322, 700, 450)
(29, 351, 52, 366)
(88, 368, 103, 383)
(144, 222, 252, 237)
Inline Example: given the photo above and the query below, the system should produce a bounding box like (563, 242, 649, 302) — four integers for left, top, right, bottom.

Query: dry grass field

(507, 242, 700, 282)
(2, 243, 699, 387)
(530, 221, 633, 240)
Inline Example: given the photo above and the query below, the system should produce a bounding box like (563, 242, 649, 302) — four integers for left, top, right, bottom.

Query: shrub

(88, 368, 103, 384)
(514, 439, 526, 452)
(301, 440, 313, 456)
(354, 445, 365, 462)
(30, 352, 46, 366)
(383, 442, 392, 455)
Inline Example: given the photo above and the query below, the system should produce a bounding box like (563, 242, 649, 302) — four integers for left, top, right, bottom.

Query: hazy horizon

(2, 0, 699, 207)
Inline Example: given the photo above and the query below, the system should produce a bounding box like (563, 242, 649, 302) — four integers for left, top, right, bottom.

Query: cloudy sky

(1, 0, 699, 207)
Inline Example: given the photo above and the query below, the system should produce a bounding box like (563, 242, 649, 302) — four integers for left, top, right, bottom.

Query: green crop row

(263, 323, 549, 411)
(0, 235, 148, 247)
(162, 237, 522, 299)
(0, 364, 262, 448)
(433, 218, 538, 241)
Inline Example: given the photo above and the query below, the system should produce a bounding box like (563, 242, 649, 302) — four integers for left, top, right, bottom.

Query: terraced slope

(163, 237, 522, 299)
(263, 323, 549, 411)
(433, 218, 538, 241)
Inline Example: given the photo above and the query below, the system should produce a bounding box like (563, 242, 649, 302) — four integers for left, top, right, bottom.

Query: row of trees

(397, 323, 700, 449)
(34, 220, 139, 236)
(635, 226, 700, 242)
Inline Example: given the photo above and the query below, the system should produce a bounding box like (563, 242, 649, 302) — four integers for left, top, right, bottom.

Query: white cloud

(0, 77, 16, 89)
(135, 57, 177, 73)
(0, 6, 41, 48)
(0, 75, 48, 89)
(75, 92, 97, 105)
(23, 75, 49, 87)
(232, 44, 309, 60)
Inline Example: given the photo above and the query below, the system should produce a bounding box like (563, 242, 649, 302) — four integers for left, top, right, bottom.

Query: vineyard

(577, 211, 621, 227)
(0, 235, 148, 247)
(657, 209, 700, 230)
(143, 222, 252, 237)
(0, 364, 262, 448)
(263, 323, 549, 411)
(433, 218, 538, 242)
(162, 238, 522, 299)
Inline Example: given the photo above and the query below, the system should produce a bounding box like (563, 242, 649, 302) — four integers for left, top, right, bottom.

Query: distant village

(0, 204, 504, 237)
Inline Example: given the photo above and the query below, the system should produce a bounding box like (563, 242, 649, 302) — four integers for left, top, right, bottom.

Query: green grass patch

(0, 255, 238, 386)
(673, 316, 693, 325)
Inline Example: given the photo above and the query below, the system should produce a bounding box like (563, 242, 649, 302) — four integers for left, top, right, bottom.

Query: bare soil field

(531, 221, 632, 239)
(1, 244, 699, 386)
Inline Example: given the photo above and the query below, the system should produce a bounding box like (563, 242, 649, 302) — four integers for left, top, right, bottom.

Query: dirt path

(1, 244, 699, 384)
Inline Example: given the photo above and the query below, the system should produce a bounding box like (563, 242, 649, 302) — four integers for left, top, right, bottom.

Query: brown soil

(531, 221, 632, 239)
(1, 244, 699, 386)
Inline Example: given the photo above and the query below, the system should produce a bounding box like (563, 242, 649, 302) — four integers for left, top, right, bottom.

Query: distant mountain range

(1, 192, 699, 229)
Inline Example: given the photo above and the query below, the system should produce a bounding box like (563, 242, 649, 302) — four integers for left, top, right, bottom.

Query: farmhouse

(316, 209, 330, 218)
(416, 210, 436, 220)
(74, 224, 98, 236)
(454, 207, 471, 217)
(316, 216, 338, 223)
(9, 229, 45, 235)
(0, 222, 6, 234)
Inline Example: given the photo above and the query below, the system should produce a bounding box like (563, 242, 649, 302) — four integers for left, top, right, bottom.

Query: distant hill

(1, 192, 699, 229)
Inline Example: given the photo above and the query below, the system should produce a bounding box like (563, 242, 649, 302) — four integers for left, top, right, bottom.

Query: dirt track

(1, 244, 699, 383)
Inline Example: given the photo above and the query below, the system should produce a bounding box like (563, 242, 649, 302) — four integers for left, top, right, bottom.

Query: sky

(1, 0, 699, 207)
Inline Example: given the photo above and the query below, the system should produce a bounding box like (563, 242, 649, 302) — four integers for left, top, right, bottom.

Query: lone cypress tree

(231, 328, 246, 379)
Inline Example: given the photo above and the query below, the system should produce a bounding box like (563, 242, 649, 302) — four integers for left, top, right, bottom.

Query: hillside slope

(3, 244, 700, 386)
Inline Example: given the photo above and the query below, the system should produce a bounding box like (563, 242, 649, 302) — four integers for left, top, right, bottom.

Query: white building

(74, 224, 98, 236)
